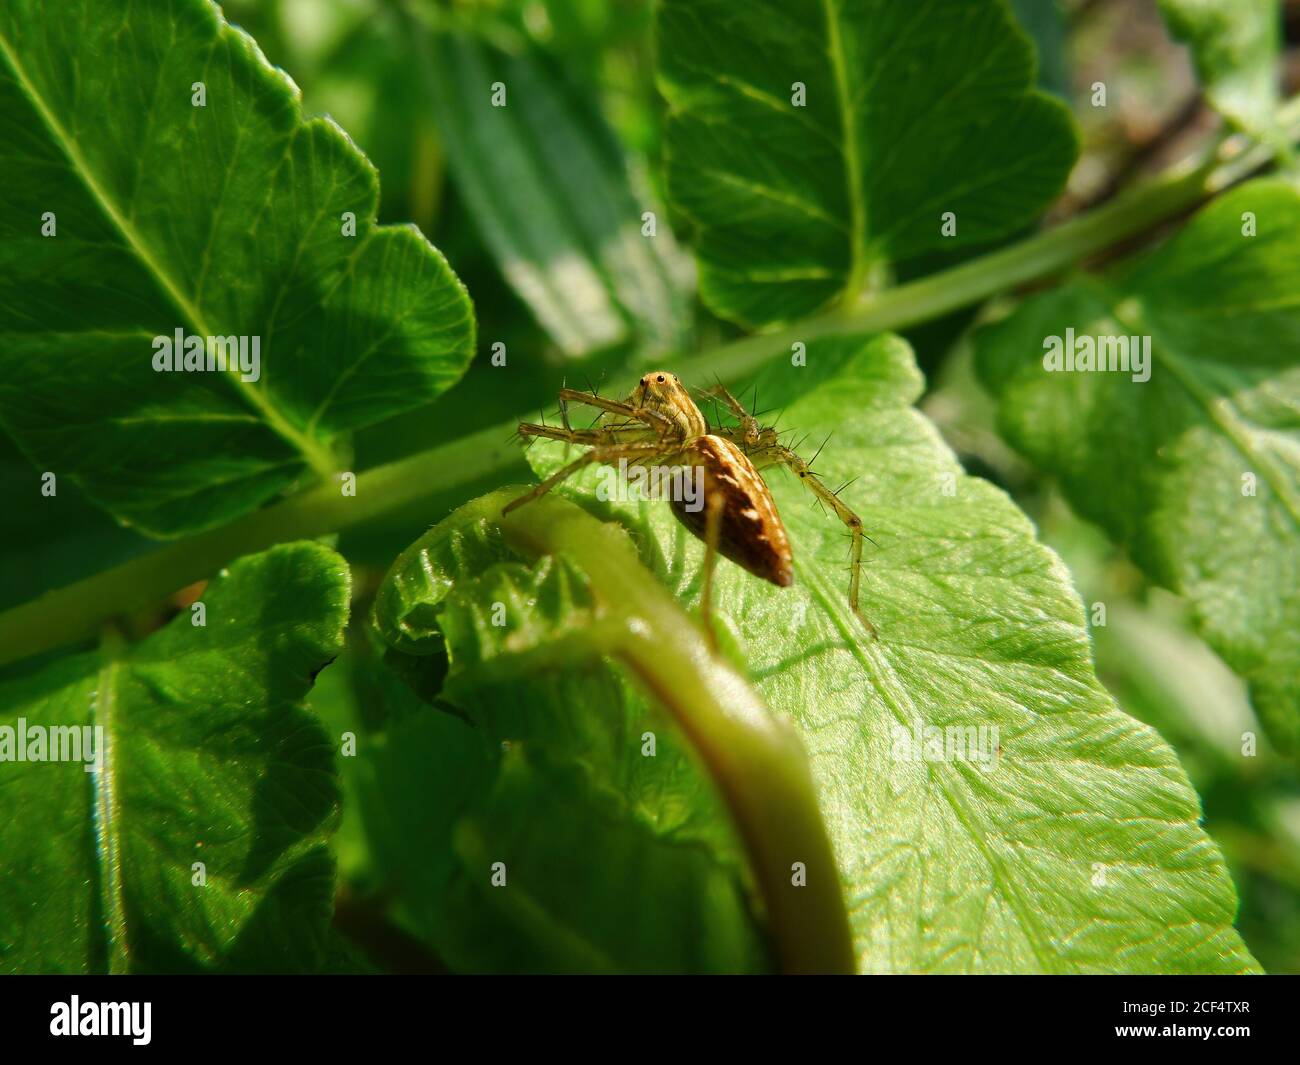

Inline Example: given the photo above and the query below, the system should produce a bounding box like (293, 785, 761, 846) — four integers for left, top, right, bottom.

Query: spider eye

(656, 374, 665, 383)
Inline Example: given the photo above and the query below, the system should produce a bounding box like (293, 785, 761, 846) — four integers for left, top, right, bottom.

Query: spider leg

(701, 380, 750, 420)
(557, 388, 675, 438)
(752, 442, 878, 639)
(700, 382, 762, 448)
(515, 420, 652, 447)
(502, 440, 678, 515)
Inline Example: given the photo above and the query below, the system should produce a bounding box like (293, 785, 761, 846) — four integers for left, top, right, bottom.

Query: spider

(503, 371, 877, 641)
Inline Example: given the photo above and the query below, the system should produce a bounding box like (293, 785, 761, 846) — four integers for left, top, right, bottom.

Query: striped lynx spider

(505, 371, 877, 640)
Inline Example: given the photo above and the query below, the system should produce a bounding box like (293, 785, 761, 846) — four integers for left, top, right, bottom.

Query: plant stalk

(490, 490, 856, 973)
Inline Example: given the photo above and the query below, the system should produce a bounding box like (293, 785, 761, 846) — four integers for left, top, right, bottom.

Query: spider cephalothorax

(505, 372, 876, 640)
(631, 371, 708, 440)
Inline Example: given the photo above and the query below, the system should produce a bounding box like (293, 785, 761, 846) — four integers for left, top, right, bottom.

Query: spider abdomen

(670, 435, 794, 588)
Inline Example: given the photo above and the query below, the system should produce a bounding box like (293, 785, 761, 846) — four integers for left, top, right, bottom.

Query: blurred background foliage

(14, 0, 1294, 970)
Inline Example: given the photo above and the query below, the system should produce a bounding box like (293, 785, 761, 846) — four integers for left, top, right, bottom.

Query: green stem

(701, 102, 1300, 380)
(490, 491, 854, 973)
(3, 101, 1299, 668)
(0, 422, 522, 667)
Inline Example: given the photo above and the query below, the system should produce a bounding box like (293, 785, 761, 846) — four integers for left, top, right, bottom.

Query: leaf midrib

(0, 28, 336, 480)
(1114, 297, 1300, 531)
(820, 0, 869, 305)
(91, 651, 128, 974)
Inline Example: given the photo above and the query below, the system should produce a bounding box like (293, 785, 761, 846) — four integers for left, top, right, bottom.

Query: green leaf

(417, 30, 692, 357)
(526, 336, 1259, 972)
(975, 178, 1300, 757)
(367, 526, 772, 972)
(1009, 0, 1071, 100)
(1159, 0, 1280, 133)
(0, 542, 349, 973)
(655, 0, 1077, 328)
(0, 0, 475, 537)
(358, 712, 771, 974)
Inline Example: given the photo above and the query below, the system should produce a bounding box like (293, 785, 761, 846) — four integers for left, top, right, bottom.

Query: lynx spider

(504, 371, 877, 641)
